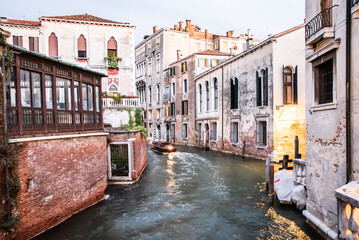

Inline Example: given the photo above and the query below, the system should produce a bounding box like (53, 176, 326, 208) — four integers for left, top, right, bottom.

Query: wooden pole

(242, 141, 246, 158)
(269, 164, 274, 204)
(266, 158, 270, 193)
(282, 155, 289, 170)
(295, 136, 300, 159)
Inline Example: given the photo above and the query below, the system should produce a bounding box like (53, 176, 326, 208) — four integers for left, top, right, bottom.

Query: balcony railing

(335, 181, 359, 239)
(353, 0, 359, 7)
(102, 97, 140, 109)
(305, 6, 337, 41)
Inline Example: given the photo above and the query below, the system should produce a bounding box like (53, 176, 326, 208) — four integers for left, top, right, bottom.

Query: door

(166, 124, 170, 141)
(109, 143, 131, 180)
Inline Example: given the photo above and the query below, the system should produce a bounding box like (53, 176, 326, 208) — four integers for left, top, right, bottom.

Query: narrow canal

(35, 146, 322, 240)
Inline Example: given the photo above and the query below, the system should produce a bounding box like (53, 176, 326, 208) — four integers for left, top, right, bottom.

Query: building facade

(195, 24, 306, 161)
(304, 0, 359, 238)
(135, 20, 260, 139)
(162, 50, 230, 145)
(0, 14, 135, 96)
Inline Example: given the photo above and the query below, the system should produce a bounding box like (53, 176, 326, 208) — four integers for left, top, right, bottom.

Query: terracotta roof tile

(1, 19, 40, 27)
(274, 23, 305, 38)
(195, 50, 231, 56)
(41, 14, 127, 25)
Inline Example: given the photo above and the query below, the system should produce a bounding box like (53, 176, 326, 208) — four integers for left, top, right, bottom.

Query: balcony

(353, 0, 359, 18)
(335, 181, 359, 239)
(353, 0, 359, 7)
(102, 97, 140, 109)
(305, 6, 337, 46)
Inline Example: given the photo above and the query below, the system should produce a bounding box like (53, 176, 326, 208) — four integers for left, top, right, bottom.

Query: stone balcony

(335, 181, 359, 239)
(102, 97, 140, 109)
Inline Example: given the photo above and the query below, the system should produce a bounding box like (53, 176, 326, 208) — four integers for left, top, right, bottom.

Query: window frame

(256, 120, 268, 147)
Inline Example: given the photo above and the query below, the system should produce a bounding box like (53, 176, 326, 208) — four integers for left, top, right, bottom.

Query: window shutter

(206, 58, 210, 67)
(235, 78, 239, 109)
(185, 61, 187, 71)
(264, 67, 269, 106)
(182, 101, 184, 115)
(230, 79, 234, 109)
(173, 66, 175, 75)
(293, 65, 298, 104)
(19, 36, 23, 47)
(263, 122, 267, 145)
(256, 71, 261, 106)
(198, 58, 201, 67)
(282, 65, 285, 104)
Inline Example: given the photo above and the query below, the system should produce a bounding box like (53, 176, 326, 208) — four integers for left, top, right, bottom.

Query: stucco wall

(103, 108, 133, 128)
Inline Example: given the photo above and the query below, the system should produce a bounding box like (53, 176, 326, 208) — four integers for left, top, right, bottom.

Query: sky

(1, 0, 305, 45)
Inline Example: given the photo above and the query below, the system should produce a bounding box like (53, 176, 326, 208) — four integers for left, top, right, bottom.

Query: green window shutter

(256, 71, 261, 106)
(173, 66, 175, 75)
(264, 67, 269, 106)
(185, 61, 187, 71)
(231, 79, 234, 109)
(235, 78, 239, 109)
(293, 65, 298, 104)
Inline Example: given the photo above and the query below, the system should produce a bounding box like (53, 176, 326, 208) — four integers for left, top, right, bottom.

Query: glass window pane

(56, 78, 71, 110)
(88, 85, 93, 111)
(45, 75, 53, 109)
(20, 70, 31, 107)
(6, 67, 16, 107)
(74, 81, 80, 111)
(82, 83, 88, 110)
(31, 72, 41, 108)
(96, 86, 100, 112)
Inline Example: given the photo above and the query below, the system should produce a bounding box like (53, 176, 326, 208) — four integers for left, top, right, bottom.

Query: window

(283, 66, 298, 104)
(157, 84, 160, 102)
(181, 61, 187, 73)
(231, 78, 238, 109)
(29, 37, 39, 52)
(316, 59, 333, 104)
(214, 78, 218, 110)
(196, 43, 201, 49)
(148, 58, 152, 76)
(149, 110, 153, 119)
(156, 55, 160, 73)
(156, 37, 160, 44)
(215, 42, 218, 49)
(56, 77, 72, 110)
(107, 37, 117, 57)
(200, 58, 208, 68)
(148, 41, 151, 49)
(165, 87, 170, 99)
(211, 122, 217, 141)
(208, 44, 213, 50)
(223, 41, 228, 48)
(172, 82, 176, 95)
(77, 35, 87, 58)
(82, 83, 93, 111)
(256, 68, 268, 106)
(231, 122, 239, 143)
(182, 100, 188, 115)
(49, 33, 58, 57)
(199, 84, 203, 113)
(212, 59, 218, 67)
(149, 86, 152, 103)
(13, 36, 23, 47)
(206, 81, 209, 111)
(183, 79, 187, 93)
(182, 123, 188, 139)
(20, 69, 41, 108)
(169, 66, 176, 76)
(45, 75, 53, 109)
(157, 109, 160, 118)
(257, 121, 267, 146)
(165, 106, 169, 117)
(171, 124, 175, 139)
(170, 102, 176, 116)
(6, 67, 16, 107)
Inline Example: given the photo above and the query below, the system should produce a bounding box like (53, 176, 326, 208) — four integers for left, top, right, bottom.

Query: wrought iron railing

(305, 6, 337, 41)
(353, 0, 359, 7)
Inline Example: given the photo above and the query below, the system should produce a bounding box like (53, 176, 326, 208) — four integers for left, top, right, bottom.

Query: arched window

(77, 35, 87, 58)
(256, 69, 268, 106)
(109, 84, 118, 92)
(213, 78, 218, 110)
(230, 78, 238, 109)
(206, 81, 209, 111)
(284, 67, 293, 104)
(48, 33, 58, 57)
(199, 84, 202, 113)
(107, 37, 117, 57)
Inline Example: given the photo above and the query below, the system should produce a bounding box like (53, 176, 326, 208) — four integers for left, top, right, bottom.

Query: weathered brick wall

(107, 130, 147, 181)
(6, 135, 108, 240)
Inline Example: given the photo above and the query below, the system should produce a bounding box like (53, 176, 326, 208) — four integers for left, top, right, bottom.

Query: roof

(195, 50, 231, 56)
(0, 19, 41, 27)
(40, 14, 132, 26)
(7, 44, 107, 77)
(274, 23, 305, 38)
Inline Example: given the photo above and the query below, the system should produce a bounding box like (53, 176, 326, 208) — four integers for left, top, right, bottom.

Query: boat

(151, 141, 177, 153)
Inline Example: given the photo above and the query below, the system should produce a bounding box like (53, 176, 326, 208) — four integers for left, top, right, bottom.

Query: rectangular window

(74, 81, 80, 110)
(156, 37, 160, 44)
(181, 61, 187, 72)
(165, 87, 170, 99)
(256, 69, 268, 106)
(56, 77, 72, 110)
(211, 122, 217, 141)
(182, 100, 188, 115)
(231, 78, 238, 109)
(6, 67, 16, 107)
(13, 36, 23, 47)
(316, 59, 333, 104)
(148, 42, 151, 49)
(96, 87, 100, 112)
(171, 124, 175, 139)
(212, 59, 218, 67)
(149, 110, 152, 119)
(20, 70, 42, 108)
(29, 37, 39, 52)
(157, 109, 160, 118)
(172, 83, 176, 95)
(257, 121, 267, 146)
(170, 102, 175, 116)
(82, 83, 88, 110)
(165, 106, 169, 117)
(284, 68, 293, 104)
(215, 42, 218, 49)
(208, 44, 213, 50)
(231, 122, 239, 143)
(183, 79, 187, 93)
(201, 59, 206, 68)
(196, 43, 201, 49)
(169, 66, 176, 76)
(182, 123, 188, 139)
(149, 86, 152, 102)
(223, 41, 228, 48)
(45, 75, 53, 109)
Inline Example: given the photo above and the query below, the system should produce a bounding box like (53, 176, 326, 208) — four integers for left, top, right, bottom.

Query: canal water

(35, 145, 322, 240)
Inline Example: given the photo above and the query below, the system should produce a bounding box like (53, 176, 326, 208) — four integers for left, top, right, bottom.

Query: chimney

(246, 29, 254, 50)
(153, 26, 157, 34)
(226, 30, 234, 38)
(185, 19, 191, 31)
(177, 50, 181, 60)
(174, 25, 179, 31)
(205, 29, 208, 39)
(0, 17, 7, 22)
(179, 21, 183, 31)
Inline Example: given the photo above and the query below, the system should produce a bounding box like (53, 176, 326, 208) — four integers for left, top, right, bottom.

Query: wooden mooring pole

(242, 141, 246, 158)
(268, 164, 274, 204)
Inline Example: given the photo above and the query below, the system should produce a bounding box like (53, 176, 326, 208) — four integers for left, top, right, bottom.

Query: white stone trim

(311, 102, 338, 112)
(303, 210, 338, 240)
(306, 40, 340, 62)
(8, 132, 109, 143)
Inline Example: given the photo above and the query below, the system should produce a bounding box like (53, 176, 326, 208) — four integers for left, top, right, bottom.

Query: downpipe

(346, 0, 352, 183)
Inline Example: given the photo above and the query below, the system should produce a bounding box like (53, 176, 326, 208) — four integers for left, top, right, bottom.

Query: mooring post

(266, 158, 270, 192)
(269, 164, 274, 204)
(242, 141, 246, 158)
(282, 155, 289, 170)
(295, 136, 300, 159)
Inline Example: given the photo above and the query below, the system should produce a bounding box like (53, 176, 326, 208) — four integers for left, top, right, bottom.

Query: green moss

(1, 216, 20, 231)
(6, 177, 20, 199)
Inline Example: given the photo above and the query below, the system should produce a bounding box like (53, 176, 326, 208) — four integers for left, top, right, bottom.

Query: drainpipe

(221, 66, 224, 150)
(346, 0, 352, 183)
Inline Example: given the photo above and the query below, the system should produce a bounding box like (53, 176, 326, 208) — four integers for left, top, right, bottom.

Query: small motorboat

(151, 141, 177, 153)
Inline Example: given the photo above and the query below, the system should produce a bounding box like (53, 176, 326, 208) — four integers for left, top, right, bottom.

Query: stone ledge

(8, 132, 109, 143)
(335, 181, 359, 208)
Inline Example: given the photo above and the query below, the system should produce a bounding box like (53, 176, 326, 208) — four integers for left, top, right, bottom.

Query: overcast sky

(1, 0, 305, 45)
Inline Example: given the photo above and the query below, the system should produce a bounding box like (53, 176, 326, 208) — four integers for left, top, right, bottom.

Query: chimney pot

(179, 21, 183, 31)
(185, 19, 191, 29)
(205, 29, 208, 39)
(174, 25, 179, 30)
(226, 30, 234, 38)
(153, 26, 157, 34)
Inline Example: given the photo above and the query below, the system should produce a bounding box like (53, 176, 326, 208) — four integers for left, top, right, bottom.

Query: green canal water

(35, 145, 322, 240)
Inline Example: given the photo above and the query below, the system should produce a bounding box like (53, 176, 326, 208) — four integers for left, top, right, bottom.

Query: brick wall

(107, 130, 147, 181)
(4, 135, 108, 240)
